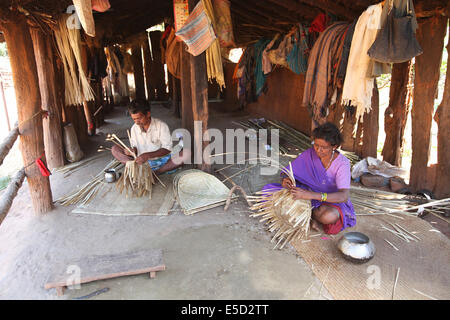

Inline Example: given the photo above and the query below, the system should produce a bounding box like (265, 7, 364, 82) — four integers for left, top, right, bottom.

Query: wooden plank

(45, 249, 165, 290)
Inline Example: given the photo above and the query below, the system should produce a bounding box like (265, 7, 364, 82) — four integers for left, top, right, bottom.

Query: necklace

(324, 150, 335, 170)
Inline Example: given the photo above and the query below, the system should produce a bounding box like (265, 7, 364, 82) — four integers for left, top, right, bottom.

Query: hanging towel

(175, 1, 216, 57)
(341, 3, 383, 124)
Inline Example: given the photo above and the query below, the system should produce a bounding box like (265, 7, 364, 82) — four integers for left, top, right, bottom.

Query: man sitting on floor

(111, 100, 190, 174)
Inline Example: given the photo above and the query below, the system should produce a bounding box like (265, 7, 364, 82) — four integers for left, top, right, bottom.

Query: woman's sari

(262, 147, 356, 233)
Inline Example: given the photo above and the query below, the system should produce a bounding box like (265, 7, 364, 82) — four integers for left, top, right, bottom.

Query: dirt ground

(0, 103, 447, 300)
(0, 104, 331, 300)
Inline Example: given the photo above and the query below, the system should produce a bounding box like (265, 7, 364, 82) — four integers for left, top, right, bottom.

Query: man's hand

(135, 153, 148, 165)
(281, 177, 294, 189)
(124, 147, 137, 157)
(290, 187, 312, 200)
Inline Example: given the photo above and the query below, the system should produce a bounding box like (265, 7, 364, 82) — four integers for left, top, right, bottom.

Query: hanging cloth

(72, 0, 95, 37)
(92, 0, 110, 12)
(212, 0, 235, 47)
(302, 22, 348, 125)
(165, 27, 182, 79)
(341, 3, 383, 125)
(175, 1, 216, 56)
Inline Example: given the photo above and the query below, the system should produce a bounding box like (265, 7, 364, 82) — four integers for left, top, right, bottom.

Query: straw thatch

(53, 14, 95, 106)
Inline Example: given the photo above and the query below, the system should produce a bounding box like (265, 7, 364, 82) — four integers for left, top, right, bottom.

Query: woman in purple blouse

(262, 122, 356, 234)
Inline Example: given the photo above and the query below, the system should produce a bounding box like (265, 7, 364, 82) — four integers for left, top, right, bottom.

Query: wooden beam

(148, 31, 167, 101)
(0, 124, 19, 167)
(433, 22, 450, 199)
(361, 79, 379, 158)
(1, 13, 53, 214)
(130, 43, 146, 101)
(142, 33, 154, 101)
(188, 0, 210, 172)
(180, 44, 194, 135)
(381, 61, 412, 166)
(0, 169, 26, 222)
(410, 15, 447, 192)
(299, 0, 359, 20)
(265, 0, 325, 21)
(29, 27, 65, 169)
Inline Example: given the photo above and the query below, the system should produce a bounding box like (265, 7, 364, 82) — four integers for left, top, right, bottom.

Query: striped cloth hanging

(175, 1, 216, 57)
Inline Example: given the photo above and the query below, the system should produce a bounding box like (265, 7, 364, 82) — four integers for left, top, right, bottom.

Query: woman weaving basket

(262, 122, 356, 235)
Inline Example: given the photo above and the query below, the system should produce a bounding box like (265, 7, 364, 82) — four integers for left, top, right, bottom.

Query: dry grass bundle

(116, 160, 156, 199)
(56, 159, 123, 206)
(248, 163, 313, 249)
(106, 133, 163, 199)
(53, 14, 95, 106)
(233, 118, 360, 165)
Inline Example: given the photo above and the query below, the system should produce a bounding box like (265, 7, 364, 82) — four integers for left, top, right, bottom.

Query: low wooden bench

(45, 249, 165, 296)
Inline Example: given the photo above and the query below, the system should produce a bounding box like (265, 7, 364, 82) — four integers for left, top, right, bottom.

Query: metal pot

(337, 232, 375, 264)
(104, 169, 119, 183)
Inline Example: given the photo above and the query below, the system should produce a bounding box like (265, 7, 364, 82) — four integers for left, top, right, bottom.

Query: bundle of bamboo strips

(106, 133, 160, 199)
(53, 14, 95, 106)
(248, 163, 312, 249)
(234, 118, 360, 165)
(56, 159, 123, 206)
(349, 186, 450, 220)
(116, 160, 156, 199)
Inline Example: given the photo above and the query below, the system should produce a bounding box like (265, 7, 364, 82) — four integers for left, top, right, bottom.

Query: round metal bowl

(104, 169, 118, 183)
(337, 232, 375, 264)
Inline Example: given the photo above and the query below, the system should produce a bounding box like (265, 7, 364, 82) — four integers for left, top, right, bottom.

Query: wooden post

(340, 106, 357, 152)
(410, 15, 447, 192)
(1, 13, 53, 214)
(361, 79, 379, 158)
(131, 44, 146, 101)
(29, 27, 65, 169)
(142, 33, 154, 102)
(149, 31, 167, 101)
(434, 22, 450, 199)
(188, 0, 210, 172)
(381, 61, 412, 166)
(180, 44, 194, 135)
(172, 74, 181, 118)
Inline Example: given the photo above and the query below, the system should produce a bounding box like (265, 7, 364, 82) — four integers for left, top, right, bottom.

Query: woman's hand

(281, 177, 294, 189)
(290, 187, 313, 200)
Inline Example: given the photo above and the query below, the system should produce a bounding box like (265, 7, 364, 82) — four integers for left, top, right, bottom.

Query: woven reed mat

(290, 214, 450, 300)
(71, 173, 174, 216)
(174, 169, 238, 215)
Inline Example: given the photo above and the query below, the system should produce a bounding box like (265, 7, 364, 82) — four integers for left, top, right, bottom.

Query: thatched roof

(0, 0, 448, 46)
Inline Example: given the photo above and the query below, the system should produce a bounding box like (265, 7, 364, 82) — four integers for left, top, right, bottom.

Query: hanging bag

(367, 0, 422, 63)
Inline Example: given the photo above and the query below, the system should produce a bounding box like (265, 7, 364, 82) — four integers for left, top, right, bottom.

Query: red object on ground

(321, 203, 344, 235)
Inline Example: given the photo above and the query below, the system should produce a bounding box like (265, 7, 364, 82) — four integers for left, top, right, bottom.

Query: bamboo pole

(0, 123, 19, 167)
(0, 169, 26, 221)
